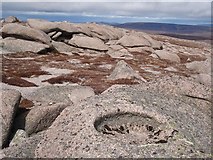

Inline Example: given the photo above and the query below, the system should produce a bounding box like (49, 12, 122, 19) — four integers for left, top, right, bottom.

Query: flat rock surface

(27, 85, 95, 105)
(1, 39, 50, 54)
(69, 35, 109, 51)
(34, 85, 211, 158)
(2, 23, 51, 45)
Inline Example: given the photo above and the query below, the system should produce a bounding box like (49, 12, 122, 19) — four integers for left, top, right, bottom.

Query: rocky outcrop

(32, 84, 210, 158)
(1, 38, 50, 54)
(0, 90, 21, 148)
(69, 34, 109, 51)
(107, 60, 146, 82)
(27, 19, 80, 34)
(2, 23, 52, 45)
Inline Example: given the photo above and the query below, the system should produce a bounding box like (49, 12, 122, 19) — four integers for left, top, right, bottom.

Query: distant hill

(112, 22, 211, 42)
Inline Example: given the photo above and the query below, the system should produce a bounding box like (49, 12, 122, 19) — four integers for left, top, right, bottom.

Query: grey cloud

(2, 2, 211, 19)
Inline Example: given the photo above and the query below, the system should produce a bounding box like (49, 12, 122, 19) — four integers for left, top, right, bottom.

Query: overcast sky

(1, 0, 212, 25)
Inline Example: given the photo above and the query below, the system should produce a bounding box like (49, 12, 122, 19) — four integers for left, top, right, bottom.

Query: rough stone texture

(192, 73, 211, 86)
(14, 103, 67, 135)
(33, 85, 210, 158)
(127, 46, 155, 54)
(2, 132, 45, 158)
(107, 60, 146, 82)
(137, 32, 162, 50)
(0, 90, 21, 148)
(1, 39, 50, 54)
(9, 129, 27, 147)
(154, 50, 180, 63)
(107, 48, 133, 59)
(185, 58, 211, 74)
(2, 23, 51, 45)
(137, 75, 211, 116)
(69, 35, 109, 51)
(51, 40, 80, 54)
(76, 23, 125, 41)
(27, 85, 95, 105)
(4, 16, 20, 23)
(27, 19, 80, 34)
(117, 34, 151, 48)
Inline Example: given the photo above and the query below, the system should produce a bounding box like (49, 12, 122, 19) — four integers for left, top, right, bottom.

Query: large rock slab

(117, 34, 151, 48)
(27, 85, 95, 105)
(0, 89, 21, 148)
(34, 85, 210, 158)
(14, 103, 67, 135)
(51, 41, 81, 54)
(69, 35, 108, 51)
(136, 32, 162, 50)
(27, 19, 80, 34)
(2, 23, 51, 45)
(1, 38, 50, 54)
(107, 60, 146, 82)
(76, 23, 125, 41)
(154, 50, 180, 63)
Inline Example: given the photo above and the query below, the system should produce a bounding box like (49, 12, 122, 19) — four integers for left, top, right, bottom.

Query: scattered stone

(0, 89, 21, 148)
(107, 48, 133, 59)
(48, 31, 57, 37)
(164, 66, 178, 72)
(2, 23, 52, 45)
(69, 34, 109, 51)
(127, 46, 154, 54)
(52, 31, 62, 40)
(14, 103, 67, 135)
(154, 50, 180, 63)
(107, 60, 146, 82)
(9, 129, 28, 147)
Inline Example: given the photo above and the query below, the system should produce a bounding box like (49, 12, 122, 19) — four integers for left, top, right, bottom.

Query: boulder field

(0, 16, 211, 158)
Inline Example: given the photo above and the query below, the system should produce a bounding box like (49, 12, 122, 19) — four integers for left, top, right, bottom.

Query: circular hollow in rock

(94, 112, 176, 145)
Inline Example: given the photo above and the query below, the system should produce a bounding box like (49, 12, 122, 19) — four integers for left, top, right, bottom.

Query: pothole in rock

(94, 112, 178, 145)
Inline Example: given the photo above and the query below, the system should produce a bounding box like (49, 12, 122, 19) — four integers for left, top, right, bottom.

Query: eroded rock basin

(94, 112, 177, 145)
